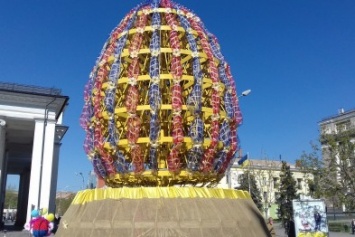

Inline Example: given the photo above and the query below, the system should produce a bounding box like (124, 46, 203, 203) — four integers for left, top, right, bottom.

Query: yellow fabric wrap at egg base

(297, 232, 327, 237)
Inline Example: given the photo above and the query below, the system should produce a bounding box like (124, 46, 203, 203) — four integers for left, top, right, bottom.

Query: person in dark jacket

(288, 220, 295, 237)
(351, 219, 355, 235)
(51, 215, 61, 234)
(314, 212, 321, 231)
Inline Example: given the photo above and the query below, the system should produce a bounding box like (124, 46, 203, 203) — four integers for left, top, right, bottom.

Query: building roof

(0, 82, 62, 96)
(318, 108, 355, 124)
(250, 159, 283, 169)
(0, 82, 69, 174)
(232, 158, 300, 171)
(0, 82, 69, 120)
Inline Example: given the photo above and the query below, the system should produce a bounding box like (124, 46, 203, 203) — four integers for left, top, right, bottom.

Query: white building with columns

(0, 82, 69, 227)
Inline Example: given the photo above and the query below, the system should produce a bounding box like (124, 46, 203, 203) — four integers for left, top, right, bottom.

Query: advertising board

(292, 199, 329, 237)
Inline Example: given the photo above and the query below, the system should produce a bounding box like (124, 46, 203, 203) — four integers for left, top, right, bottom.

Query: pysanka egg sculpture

(80, 0, 243, 187)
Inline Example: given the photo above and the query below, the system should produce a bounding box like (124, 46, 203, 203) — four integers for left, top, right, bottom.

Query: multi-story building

(319, 108, 355, 172)
(318, 108, 355, 211)
(219, 159, 312, 219)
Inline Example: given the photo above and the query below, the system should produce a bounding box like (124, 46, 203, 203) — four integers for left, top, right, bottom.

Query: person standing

(288, 219, 295, 237)
(351, 219, 355, 235)
(267, 217, 276, 237)
(314, 212, 321, 231)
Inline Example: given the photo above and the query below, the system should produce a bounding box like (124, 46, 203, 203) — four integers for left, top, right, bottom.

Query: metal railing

(326, 211, 355, 221)
(0, 82, 61, 96)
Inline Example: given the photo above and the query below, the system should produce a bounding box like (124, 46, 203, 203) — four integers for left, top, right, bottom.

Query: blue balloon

(31, 209, 39, 217)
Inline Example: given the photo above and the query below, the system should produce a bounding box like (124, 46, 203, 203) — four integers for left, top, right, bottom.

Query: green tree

(298, 142, 324, 199)
(55, 193, 76, 216)
(322, 131, 355, 211)
(276, 161, 298, 231)
(237, 171, 263, 211)
(299, 130, 355, 211)
(5, 185, 18, 209)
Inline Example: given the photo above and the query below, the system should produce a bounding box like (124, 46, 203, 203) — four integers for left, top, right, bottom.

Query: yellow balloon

(46, 213, 55, 222)
(41, 208, 48, 216)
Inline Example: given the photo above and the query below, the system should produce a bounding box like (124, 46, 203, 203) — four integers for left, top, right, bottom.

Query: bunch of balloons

(24, 208, 55, 237)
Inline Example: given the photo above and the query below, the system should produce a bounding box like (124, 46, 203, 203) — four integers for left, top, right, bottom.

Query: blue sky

(1, 0, 354, 191)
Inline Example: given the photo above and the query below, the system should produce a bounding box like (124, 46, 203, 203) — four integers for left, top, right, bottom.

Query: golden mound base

(56, 187, 271, 237)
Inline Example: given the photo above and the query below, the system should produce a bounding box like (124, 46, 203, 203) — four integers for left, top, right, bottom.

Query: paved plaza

(0, 224, 54, 237)
(1, 223, 353, 237)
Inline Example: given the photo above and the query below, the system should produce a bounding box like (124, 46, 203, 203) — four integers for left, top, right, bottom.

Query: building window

(262, 177, 266, 185)
(263, 192, 268, 203)
(336, 120, 351, 132)
(321, 125, 331, 134)
(273, 177, 279, 189)
(238, 174, 245, 184)
(297, 178, 302, 190)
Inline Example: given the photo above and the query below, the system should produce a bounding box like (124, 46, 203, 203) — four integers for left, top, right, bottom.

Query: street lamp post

(76, 172, 85, 190)
(247, 153, 251, 194)
(38, 97, 57, 210)
(227, 89, 251, 189)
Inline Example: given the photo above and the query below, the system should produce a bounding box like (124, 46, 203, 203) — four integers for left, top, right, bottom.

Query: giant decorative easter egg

(80, 0, 243, 187)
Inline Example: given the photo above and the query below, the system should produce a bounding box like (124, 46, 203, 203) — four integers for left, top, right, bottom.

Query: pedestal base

(56, 187, 270, 237)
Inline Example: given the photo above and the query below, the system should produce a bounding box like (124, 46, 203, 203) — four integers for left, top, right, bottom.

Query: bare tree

(298, 142, 323, 198)
(249, 159, 281, 218)
(237, 171, 263, 211)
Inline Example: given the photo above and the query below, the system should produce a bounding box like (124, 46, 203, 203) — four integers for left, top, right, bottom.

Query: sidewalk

(0, 230, 54, 237)
(0, 225, 54, 237)
(274, 222, 352, 237)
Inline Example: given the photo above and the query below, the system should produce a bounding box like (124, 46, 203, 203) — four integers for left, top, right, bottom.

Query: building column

(49, 140, 61, 214)
(0, 119, 7, 227)
(15, 169, 30, 227)
(27, 119, 56, 222)
(40, 120, 56, 212)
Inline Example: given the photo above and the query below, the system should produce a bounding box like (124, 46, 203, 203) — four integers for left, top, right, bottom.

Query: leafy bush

(328, 223, 340, 232)
(328, 222, 351, 232)
(343, 224, 349, 232)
